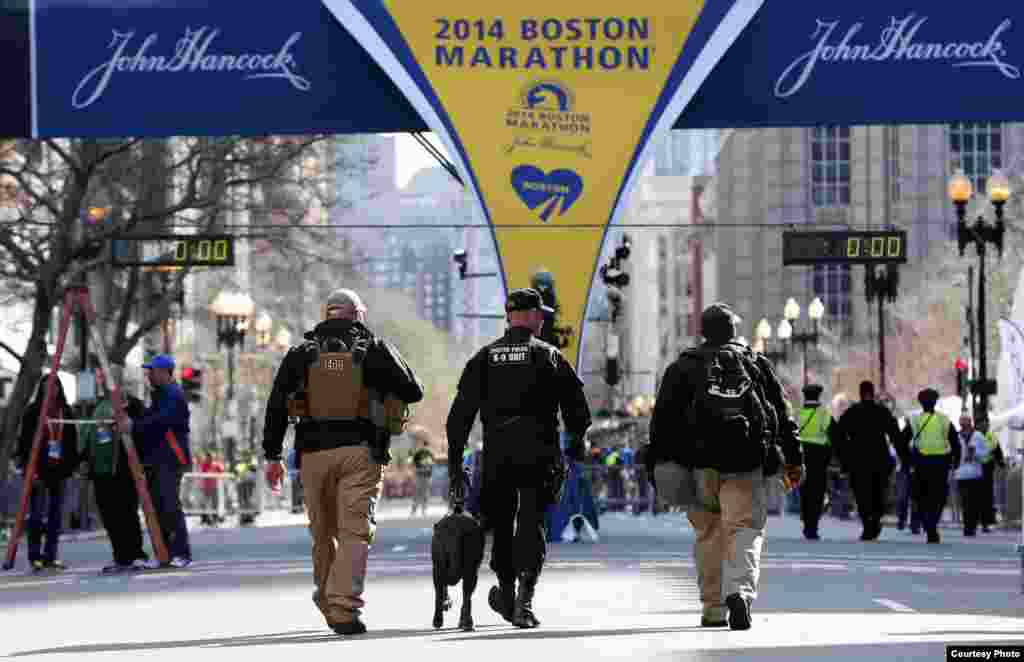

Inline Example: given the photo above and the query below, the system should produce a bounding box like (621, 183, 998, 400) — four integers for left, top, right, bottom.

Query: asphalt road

(2, 501, 1022, 661)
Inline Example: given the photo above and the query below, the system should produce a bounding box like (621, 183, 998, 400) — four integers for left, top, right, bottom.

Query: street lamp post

(783, 297, 824, 388)
(865, 265, 899, 393)
(210, 291, 255, 402)
(755, 317, 789, 364)
(949, 168, 1007, 429)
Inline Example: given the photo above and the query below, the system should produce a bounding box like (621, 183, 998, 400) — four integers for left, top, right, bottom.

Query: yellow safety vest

(798, 405, 831, 446)
(910, 412, 951, 456)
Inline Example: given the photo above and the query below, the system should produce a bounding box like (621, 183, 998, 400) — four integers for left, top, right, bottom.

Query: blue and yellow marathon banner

(2, 1, 1024, 366)
(325, 0, 759, 367)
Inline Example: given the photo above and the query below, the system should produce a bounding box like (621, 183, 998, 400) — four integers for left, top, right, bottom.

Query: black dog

(431, 507, 485, 631)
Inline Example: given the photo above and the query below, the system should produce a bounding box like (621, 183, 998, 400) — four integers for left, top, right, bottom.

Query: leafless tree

(0, 135, 344, 492)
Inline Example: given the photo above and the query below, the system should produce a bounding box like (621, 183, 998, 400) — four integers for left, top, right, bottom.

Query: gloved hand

(782, 463, 803, 491)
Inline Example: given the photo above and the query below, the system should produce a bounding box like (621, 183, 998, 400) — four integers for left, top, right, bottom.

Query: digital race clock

(111, 235, 236, 268)
(782, 230, 908, 266)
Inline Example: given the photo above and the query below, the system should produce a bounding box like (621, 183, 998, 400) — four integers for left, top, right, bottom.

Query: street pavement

(2, 500, 1022, 661)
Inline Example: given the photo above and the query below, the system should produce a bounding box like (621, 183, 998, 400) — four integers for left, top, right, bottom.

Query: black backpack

(685, 346, 767, 465)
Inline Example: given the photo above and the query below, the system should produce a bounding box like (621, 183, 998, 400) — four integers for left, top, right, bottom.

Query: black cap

(505, 288, 554, 314)
(803, 384, 824, 400)
(700, 302, 738, 343)
(918, 388, 939, 406)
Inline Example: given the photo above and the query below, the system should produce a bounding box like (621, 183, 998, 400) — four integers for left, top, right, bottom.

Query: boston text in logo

(511, 165, 584, 222)
(74, 26, 310, 109)
(776, 15, 1020, 99)
(507, 79, 590, 135)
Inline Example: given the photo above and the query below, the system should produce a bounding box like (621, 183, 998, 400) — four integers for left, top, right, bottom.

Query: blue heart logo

(511, 165, 584, 222)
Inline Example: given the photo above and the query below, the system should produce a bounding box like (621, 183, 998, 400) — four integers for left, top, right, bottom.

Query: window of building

(811, 264, 853, 338)
(657, 235, 668, 304)
(949, 122, 1003, 197)
(810, 126, 851, 206)
(889, 128, 901, 203)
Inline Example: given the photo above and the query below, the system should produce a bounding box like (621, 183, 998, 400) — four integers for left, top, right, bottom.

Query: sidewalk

(1, 497, 452, 546)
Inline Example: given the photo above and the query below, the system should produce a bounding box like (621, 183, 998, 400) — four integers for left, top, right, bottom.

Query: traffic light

(955, 357, 968, 399)
(181, 367, 202, 403)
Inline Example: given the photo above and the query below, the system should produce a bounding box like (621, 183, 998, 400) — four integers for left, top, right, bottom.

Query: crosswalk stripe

(873, 598, 917, 613)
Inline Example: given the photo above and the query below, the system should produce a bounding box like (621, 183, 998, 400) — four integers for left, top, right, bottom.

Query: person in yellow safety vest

(976, 420, 1005, 532)
(796, 384, 835, 541)
(899, 388, 960, 544)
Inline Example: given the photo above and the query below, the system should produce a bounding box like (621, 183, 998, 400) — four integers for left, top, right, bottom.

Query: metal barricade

(179, 472, 294, 521)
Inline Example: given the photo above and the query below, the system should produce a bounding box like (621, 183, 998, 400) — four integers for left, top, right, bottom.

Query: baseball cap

(325, 288, 366, 313)
(505, 288, 554, 314)
(142, 354, 175, 371)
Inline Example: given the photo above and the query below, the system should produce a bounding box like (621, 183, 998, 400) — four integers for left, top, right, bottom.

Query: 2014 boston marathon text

(434, 17, 653, 71)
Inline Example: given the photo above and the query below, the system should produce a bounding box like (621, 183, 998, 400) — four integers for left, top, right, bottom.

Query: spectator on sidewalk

(410, 439, 434, 517)
(80, 382, 149, 574)
(116, 354, 192, 569)
(15, 374, 80, 572)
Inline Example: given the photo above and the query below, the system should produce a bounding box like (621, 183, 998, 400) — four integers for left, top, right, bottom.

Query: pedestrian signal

(181, 367, 202, 403)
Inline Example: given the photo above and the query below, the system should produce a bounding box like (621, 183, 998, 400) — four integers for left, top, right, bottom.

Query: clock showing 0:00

(173, 238, 233, 264)
(110, 235, 236, 268)
(845, 235, 902, 259)
(782, 230, 907, 265)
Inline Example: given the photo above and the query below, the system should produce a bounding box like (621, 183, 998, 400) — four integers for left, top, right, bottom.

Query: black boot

(512, 572, 540, 629)
(488, 580, 516, 623)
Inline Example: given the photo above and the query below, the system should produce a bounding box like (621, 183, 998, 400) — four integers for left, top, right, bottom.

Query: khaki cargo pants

(686, 468, 769, 622)
(301, 445, 384, 625)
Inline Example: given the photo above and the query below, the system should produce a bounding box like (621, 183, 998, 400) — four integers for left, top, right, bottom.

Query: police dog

(431, 503, 485, 631)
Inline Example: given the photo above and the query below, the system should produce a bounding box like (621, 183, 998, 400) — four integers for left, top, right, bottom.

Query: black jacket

(16, 383, 80, 483)
(262, 318, 424, 460)
(648, 340, 801, 474)
(445, 326, 592, 476)
(833, 400, 902, 473)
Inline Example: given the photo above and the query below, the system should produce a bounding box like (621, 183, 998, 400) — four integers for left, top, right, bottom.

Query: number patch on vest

(321, 357, 345, 371)
(489, 344, 530, 365)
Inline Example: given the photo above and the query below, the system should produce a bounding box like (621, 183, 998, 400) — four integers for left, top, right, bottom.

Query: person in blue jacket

(116, 354, 192, 568)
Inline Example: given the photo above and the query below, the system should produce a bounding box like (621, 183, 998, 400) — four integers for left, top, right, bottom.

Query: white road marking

(873, 598, 917, 613)
(962, 568, 1019, 576)
(879, 565, 940, 574)
(0, 578, 74, 590)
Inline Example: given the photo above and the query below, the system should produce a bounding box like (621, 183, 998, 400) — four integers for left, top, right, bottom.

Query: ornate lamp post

(209, 291, 254, 402)
(784, 297, 824, 388)
(948, 168, 1007, 428)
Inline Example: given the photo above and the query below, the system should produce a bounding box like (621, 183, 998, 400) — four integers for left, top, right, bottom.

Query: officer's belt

(485, 415, 553, 434)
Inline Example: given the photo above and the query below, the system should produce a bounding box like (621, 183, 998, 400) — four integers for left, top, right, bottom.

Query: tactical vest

(910, 412, 951, 456)
(798, 405, 830, 446)
(288, 338, 370, 422)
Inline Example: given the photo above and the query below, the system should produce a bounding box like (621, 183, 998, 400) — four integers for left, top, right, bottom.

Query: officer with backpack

(446, 288, 592, 630)
(647, 303, 802, 631)
(796, 384, 836, 541)
(262, 288, 423, 636)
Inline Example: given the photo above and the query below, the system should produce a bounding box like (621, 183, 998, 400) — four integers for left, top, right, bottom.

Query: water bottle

(47, 439, 61, 462)
(97, 428, 112, 446)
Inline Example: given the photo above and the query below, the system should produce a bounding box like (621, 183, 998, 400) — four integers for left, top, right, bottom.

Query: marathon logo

(490, 344, 530, 365)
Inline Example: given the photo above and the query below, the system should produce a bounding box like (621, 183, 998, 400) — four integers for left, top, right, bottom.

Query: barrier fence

(1, 463, 1020, 538)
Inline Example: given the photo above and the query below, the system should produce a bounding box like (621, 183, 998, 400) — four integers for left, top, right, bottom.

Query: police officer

(446, 288, 592, 630)
(262, 288, 423, 636)
(647, 303, 802, 631)
(898, 388, 959, 544)
(796, 384, 834, 541)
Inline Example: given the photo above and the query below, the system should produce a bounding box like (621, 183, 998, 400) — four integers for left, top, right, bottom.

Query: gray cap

(325, 288, 366, 314)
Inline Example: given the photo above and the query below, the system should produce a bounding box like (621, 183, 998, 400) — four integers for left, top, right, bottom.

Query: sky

(388, 132, 452, 188)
